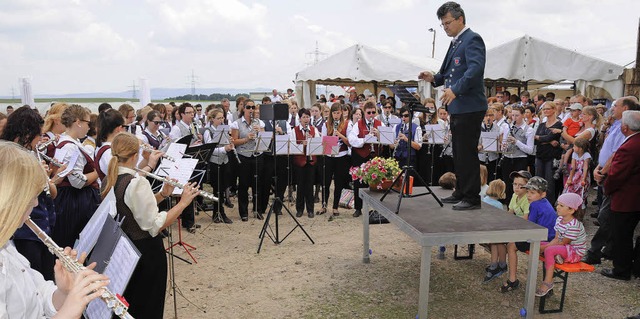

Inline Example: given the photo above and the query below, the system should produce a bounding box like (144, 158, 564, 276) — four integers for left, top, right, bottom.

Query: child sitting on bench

(501, 176, 557, 293)
(535, 192, 587, 297)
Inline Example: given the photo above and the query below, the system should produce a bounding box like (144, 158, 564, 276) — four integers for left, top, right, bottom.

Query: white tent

(295, 44, 441, 107)
(485, 34, 625, 99)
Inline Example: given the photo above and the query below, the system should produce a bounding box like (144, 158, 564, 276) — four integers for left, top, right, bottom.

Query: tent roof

(485, 34, 623, 82)
(295, 44, 440, 83)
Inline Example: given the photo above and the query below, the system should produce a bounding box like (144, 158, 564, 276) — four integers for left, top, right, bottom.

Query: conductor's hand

(55, 268, 109, 319)
(440, 88, 456, 106)
(418, 71, 434, 82)
(179, 182, 199, 206)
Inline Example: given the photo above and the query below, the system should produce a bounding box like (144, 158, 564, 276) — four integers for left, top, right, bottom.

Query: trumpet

(38, 151, 88, 182)
(24, 218, 134, 319)
(135, 168, 218, 202)
(140, 143, 175, 162)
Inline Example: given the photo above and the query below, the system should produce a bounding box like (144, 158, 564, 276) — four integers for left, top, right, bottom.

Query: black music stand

(257, 103, 314, 253)
(380, 86, 443, 213)
(185, 142, 217, 216)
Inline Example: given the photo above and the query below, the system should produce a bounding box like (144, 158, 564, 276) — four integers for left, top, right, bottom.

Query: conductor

(419, 1, 487, 210)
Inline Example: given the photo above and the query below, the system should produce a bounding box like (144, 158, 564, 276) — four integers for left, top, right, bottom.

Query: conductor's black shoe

(581, 254, 601, 265)
(353, 209, 362, 218)
(452, 201, 481, 211)
(296, 211, 303, 218)
(441, 195, 462, 204)
(601, 268, 631, 281)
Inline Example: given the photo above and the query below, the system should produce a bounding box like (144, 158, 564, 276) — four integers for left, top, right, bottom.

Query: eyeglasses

(151, 121, 162, 125)
(79, 119, 90, 124)
(366, 111, 376, 115)
(245, 105, 255, 110)
(402, 114, 410, 118)
(440, 18, 457, 28)
(184, 111, 194, 115)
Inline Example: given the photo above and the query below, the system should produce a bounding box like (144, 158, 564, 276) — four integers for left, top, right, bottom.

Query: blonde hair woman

(41, 102, 68, 157)
(0, 141, 108, 318)
(101, 132, 198, 318)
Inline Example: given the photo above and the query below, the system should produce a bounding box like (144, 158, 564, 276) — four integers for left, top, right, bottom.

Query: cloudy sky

(1, 0, 638, 96)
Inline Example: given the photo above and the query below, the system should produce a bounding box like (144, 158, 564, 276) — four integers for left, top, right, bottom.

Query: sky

(1, 0, 638, 96)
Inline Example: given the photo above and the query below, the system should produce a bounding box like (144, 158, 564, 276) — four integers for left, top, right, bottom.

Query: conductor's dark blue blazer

(433, 28, 487, 115)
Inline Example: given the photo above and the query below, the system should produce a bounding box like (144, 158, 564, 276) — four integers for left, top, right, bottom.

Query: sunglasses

(151, 121, 162, 125)
(366, 111, 376, 115)
(245, 105, 255, 110)
(402, 114, 410, 118)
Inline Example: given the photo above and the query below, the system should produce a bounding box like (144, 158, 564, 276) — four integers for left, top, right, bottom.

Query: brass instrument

(24, 218, 134, 319)
(38, 151, 88, 182)
(140, 143, 175, 162)
(134, 168, 218, 202)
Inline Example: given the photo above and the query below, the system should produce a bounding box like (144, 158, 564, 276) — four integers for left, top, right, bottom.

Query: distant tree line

(164, 93, 249, 101)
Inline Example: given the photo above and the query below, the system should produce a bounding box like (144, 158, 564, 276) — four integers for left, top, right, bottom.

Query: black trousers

(263, 155, 288, 213)
(588, 194, 614, 258)
(501, 156, 528, 201)
(610, 210, 640, 277)
(238, 155, 266, 217)
(323, 155, 350, 210)
(352, 152, 372, 210)
(208, 162, 228, 215)
(450, 111, 485, 204)
(295, 163, 315, 214)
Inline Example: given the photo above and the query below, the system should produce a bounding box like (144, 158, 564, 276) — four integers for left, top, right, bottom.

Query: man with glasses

(169, 103, 202, 145)
(418, 1, 487, 210)
(348, 101, 382, 217)
(377, 101, 399, 128)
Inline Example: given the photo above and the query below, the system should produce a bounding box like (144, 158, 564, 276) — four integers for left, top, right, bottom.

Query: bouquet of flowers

(350, 157, 401, 187)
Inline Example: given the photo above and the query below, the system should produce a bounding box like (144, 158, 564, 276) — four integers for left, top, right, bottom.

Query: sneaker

(554, 255, 564, 264)
(483, 266, 506, 283)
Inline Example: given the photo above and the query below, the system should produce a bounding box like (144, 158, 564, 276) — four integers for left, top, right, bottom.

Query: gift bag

(338, 189, 354, 209)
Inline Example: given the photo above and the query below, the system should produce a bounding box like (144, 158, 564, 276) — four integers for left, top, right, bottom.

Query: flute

(24, 218, 134, 319)
(140, 144, 175, 162)
(134, 168, 218, 202)
(38, 151, 88, 182)
(34, 151, 52, 197)
(36, 138, 56, 152)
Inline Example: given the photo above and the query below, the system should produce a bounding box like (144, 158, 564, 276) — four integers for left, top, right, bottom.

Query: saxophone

(24, 218, 134, 319)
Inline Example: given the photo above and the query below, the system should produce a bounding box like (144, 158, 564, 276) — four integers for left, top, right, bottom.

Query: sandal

(535, 282, 554, 297)
(316, 208, 327, 215)
(499, 279, 520, 293)
(187, 226, 197, 234)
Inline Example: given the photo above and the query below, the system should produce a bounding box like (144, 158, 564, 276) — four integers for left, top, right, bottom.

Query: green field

(0, 98, 220, 104)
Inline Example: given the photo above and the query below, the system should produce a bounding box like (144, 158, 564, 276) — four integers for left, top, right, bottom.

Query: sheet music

(275, 135, 291, 155)
(167, 158, 199, 196)
(156, 143, 188, 175)
(85, 236, 140, 319)
(256, 131, 272, 152)
(308, 137, 324, 156)
(378, 126, 395, 145)
(480, 132, 500, 152)
(364, 134, 378, 144)
(289, 140, 303, 155)
(322, 136, 339, 155)
(388, 117, 402, 126)
(207, 125, 229, 145)
(425, 124, 447, 144)
(74, 198, 114, 254)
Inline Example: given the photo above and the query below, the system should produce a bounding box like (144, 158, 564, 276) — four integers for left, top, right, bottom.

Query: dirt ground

(162, 188, 640, 319)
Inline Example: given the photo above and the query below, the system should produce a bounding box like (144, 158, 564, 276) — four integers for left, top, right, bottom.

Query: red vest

(293, 125, 317, 167)
(56, 140, 99, 190)
(353, 118, 382, 158)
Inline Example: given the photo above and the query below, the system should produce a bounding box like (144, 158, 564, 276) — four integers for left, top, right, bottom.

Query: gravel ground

(163, 188, 640, 319)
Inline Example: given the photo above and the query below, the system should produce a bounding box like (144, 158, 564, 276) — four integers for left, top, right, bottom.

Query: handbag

(338, 189, 354, 209)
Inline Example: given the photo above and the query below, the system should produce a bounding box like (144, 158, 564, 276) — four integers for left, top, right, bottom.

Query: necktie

(290, 115, 295, 128)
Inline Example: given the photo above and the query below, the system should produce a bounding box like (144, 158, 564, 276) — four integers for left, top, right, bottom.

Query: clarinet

(367, 121, 375, 154)
(134, 168, 219, 202)
(38, 151, 88, 182)
(24, 218, 134, 319)
(33, 151, 52, 197)
(304, 124, 312, 163)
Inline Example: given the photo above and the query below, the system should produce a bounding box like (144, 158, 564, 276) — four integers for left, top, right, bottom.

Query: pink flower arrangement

(350, 157, 401, 186)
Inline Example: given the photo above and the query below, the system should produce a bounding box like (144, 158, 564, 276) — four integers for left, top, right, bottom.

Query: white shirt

(56, 134, 92, 189)
(119, 166, 167, 237)
(348, 119, 379, 149)
(203, 124, 230, 164)
(501, 121, 535, 156)
(169, 120, 195, 141)
(0, 242, 58, 318)
(95, 142, 112, 178)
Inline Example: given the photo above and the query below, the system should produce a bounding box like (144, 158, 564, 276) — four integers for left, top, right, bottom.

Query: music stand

(185, 142, 217, 216)
(257, 103, 314, 253)
(381, 86, 443, 213)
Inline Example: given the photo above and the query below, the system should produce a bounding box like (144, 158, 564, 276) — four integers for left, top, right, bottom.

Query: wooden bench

(538, 259, 595, 313)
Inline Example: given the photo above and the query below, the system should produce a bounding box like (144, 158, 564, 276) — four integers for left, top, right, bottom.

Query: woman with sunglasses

(52, 105, 101, 249)
(392, 107, 423, 168)
(140, 110, 170, 151)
